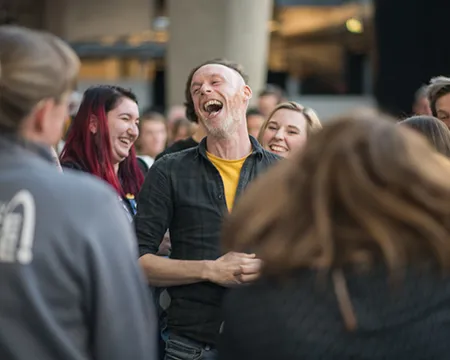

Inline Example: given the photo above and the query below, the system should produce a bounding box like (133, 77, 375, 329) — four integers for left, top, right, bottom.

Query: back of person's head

(412, 85, 432, 116)
(415, 85, 428, 102)
(0, 26, 79, 144)
(427, 76, 450, 117)
(257, 84, 285, 118)
(246, 107, 263, 118)
(258, 84, 284, 102)
(60, 85, 143, 196)
(184, 58, 248, 124)
(399, 115, 450, 157)
(141, 111, 166, 125)
(224, 115, 450, 275)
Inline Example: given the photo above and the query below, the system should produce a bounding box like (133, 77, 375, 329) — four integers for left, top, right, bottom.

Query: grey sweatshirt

(0, 136, 157, 360)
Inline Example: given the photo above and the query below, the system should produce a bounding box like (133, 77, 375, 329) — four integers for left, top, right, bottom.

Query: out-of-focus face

(190, 64, 251, 139)
(107, 97, 140, 164)
(258, 94, 279, 118)
(436, 93, 450, 128)
(139, 120, 167, 158)
(173, 124, 191, 143)
(261, 108, 308, 158)
(247, 114, 265, 138)
(413, 96, 432, 116)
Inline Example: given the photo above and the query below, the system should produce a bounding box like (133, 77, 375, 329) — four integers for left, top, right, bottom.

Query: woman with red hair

(60, 85, 144, 220)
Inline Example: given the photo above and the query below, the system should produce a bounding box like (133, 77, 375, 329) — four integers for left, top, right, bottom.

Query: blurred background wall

(2, 0, 449, 119)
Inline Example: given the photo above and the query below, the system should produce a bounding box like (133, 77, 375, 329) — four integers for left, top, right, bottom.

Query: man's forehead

(191, 64, 243, 83)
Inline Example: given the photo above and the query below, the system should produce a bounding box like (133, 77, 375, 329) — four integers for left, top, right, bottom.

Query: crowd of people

(3, 25, 450, 360)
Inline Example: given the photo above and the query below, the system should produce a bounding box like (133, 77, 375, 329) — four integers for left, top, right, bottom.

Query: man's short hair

(426, 76, 450, 117)
(184, 59, 248, 123)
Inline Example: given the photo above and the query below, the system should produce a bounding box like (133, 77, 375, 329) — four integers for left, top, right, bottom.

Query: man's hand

(205, 252, 262, 287)
(157, 231, 171, 256)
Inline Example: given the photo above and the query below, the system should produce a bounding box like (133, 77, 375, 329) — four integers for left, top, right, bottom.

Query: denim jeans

(164, 333, 218, 360)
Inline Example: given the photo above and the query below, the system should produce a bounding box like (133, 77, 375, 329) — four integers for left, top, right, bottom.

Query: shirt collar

(197, 135, 263, 159)
(0, 134, 55, 164)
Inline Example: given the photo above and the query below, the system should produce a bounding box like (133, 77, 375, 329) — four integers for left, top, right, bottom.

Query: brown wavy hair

(223, 114, 450, 328)
(399, 115, 450, 158)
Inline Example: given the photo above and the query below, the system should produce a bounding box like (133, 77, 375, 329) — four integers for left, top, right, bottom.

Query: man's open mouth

(203, 100, 223, 115)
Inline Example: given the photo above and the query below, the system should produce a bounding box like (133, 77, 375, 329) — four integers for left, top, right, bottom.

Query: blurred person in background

(166, 104, 186, 143)
(137, 111, 168, 170)
(412, 85, 432, 116)
(155, 121, 206, 161)
(0, 26, 156, 360)
(56, 90, 82, 155)
(220, 115, 450, 360)
(258, 101, 322, 158)
(399, 115, 450, 157)
(427, 76, 450, 128)
(170, 117, 194, 143)
(245, 107, 265, 138)
(136, 58, 279, 360)
(60, 85, 144, 221)
(257, 84, 284, 118)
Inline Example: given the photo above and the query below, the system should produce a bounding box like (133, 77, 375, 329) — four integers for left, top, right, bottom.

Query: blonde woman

(258, 101, 322, 158)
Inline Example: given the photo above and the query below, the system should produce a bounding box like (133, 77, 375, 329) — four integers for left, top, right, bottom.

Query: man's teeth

(203, 100, 222, 111)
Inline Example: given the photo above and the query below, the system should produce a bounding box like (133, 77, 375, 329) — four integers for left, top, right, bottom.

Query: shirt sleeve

(84, 192, 158, 360)
(134, 158, 173, 257)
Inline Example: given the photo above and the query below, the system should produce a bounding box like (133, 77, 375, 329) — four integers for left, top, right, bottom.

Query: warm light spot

(346, 18, 363, 34)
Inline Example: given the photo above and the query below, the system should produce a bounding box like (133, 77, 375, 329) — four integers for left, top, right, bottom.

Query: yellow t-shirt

(206, 151, 249, 212)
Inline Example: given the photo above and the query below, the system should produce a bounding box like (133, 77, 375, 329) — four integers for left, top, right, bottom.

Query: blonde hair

(257, 101, 322, 144)
(0, 26, 79, 132)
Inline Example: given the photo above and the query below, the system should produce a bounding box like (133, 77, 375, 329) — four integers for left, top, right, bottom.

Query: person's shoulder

(154, 146, 199, 167)
(172, 136, 198, 149)
(34, 166, 118, 209)
(155, 138, 198, 160)
(136, 156, 150, 174)
(259, 148, 282, 163)
(60, 160, 86, 172)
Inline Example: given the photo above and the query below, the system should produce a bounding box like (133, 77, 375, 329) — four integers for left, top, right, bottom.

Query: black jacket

(220, 268, 450, 360)
(135, 136, 280, 346)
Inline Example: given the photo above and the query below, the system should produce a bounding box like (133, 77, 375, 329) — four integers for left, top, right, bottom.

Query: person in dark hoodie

(220, 114, 450, 360)
(0, 26, 157, 360)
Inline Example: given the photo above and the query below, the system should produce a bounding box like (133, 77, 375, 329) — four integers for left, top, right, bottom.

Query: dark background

(374, 0, 450, 117)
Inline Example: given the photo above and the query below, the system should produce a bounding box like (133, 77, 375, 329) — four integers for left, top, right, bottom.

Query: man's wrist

(201, 260, 215, 282)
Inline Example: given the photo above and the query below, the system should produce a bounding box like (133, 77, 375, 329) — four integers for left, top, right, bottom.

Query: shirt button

(218, 194, 223, 200)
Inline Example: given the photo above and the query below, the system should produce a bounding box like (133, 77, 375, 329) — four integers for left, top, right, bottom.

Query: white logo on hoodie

(0, 190, 36, 264)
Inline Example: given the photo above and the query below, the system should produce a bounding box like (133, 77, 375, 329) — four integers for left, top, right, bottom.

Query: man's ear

(89, 115, 98, 134)
(243, 85, 253, 102)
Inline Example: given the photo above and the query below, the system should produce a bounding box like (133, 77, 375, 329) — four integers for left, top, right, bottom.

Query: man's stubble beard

(201, 109, 241, 140)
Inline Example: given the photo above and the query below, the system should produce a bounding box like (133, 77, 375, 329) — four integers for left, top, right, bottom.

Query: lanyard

(119, 194, 137, 222)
